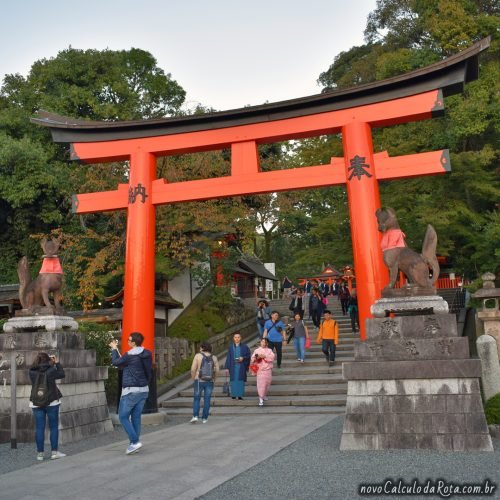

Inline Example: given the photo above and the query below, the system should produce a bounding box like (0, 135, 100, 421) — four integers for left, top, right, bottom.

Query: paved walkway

(1, 415, 498, 499)
(0, 414, 333, 499)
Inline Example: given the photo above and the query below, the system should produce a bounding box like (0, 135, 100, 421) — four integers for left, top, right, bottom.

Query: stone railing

(154, 317, 256, 380)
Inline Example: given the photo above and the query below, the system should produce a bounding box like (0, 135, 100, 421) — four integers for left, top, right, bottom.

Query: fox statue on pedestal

(17, 238, 64, 315)
(375, 208, 440, 293)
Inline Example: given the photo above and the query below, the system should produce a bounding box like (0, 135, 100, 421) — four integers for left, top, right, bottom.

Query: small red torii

(33, 38, 489, 353)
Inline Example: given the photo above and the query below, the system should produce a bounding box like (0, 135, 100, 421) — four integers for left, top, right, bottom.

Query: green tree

(0, 47, 187, 304)
(298, 0, 499, 281)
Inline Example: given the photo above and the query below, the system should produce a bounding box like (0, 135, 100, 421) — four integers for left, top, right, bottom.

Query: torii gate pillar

(123, 152, 156, 353)
(343, 121, 388, 336)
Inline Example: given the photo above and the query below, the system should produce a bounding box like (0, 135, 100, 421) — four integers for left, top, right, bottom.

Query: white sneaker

(126, 442, 142, 455)
(202, 419, 208, 424)
(36, 452, 44, 461)
(258, 399, 264, 406)
(190, 416, 198, 423)
(51, 451, 66, 460)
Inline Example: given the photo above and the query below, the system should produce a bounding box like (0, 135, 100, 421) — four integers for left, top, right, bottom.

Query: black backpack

(30, 371, 50, 407)
(199, 354, 215, 381)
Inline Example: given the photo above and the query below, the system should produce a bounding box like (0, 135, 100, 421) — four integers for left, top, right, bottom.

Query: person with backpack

(262, 311, 287, 369)
(190, 341, 220, 423)
(316, 310, 339, 366)
(29, 352, 66, 461)
(109, 331, 152, 455)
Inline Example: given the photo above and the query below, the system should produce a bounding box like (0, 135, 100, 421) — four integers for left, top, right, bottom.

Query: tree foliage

(0, 5, 498, 305)
(279, 0, 499, 283)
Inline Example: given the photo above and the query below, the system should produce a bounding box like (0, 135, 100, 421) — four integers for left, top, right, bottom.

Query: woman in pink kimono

(252, 338, 275, 406)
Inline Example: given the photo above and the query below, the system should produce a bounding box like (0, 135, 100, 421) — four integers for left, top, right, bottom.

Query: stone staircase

(160, 296, 356, 416)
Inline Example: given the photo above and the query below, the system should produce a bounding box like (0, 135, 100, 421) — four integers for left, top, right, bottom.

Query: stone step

(278, 360, 354, 369)
(263, 365, 343, 375)
(160, 406, 346, 415)
(281, 345, 354, 352)
(161, 394, 347, 408)
(179, 384, 348, 398)
(213, 372, 345, 386)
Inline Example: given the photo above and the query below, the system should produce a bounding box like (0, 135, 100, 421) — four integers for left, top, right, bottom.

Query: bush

(199, 310, 226, 333)
(209, 287, 234, 312)
(84, 328, 120, 407)
(168, 315, 209, 342)
(485, 393, 500, 425)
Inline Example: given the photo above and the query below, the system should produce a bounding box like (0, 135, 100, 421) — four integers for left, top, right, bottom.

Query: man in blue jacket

(109, 332, 152, 455)
(263, 311, 286, 369)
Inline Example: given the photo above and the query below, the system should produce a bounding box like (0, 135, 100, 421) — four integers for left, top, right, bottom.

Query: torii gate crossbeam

(32, 38, 490, 354)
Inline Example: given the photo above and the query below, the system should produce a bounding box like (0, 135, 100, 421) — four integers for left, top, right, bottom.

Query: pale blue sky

(1, 0, 377, 111)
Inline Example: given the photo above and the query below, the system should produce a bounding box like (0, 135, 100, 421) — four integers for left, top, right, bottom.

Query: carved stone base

(371, 296, 449, 318)
(0, 330, 112, 445)
(381, 286, 436, 298)
(3, 316, 79, 333)
(340, 377, 493, 451)
(15, 306, 65, 317)
(341, 311, 493, 451)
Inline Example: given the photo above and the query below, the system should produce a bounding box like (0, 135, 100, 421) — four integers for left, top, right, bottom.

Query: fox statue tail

(421, 225, 439, 286)
(17, 256, 31, 309)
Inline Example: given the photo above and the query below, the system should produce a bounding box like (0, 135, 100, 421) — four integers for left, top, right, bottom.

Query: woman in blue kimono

(224, 333, 251, 400)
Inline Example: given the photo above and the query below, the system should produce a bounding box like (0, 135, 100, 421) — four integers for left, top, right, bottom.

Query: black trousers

(350, 312, 359, 332)
(311, 309, 321, 327)
(341, 299, 349, 315)
(267, 340, 283, 368)
(322, 340, 336, 362)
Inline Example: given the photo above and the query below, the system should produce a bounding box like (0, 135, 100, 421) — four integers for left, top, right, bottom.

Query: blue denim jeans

(32, 405, 60, 452)
(118, 391, 149, 444)
(193, 380, 214, 419)
(294, 336, 306, 361)
(256, 321, 265, 339)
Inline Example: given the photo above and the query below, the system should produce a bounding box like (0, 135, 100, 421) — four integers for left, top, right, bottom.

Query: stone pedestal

(3, 315, 79, 332)
(340, 309, 493, 451)
(0, 325, 113, 444)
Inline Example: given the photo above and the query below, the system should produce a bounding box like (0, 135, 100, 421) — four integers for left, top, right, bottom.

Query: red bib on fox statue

(380, 229, 406, 252)
(40, 256, 63, 274)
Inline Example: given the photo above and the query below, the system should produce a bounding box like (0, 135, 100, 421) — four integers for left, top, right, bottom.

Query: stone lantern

(473, 272, 500, 358)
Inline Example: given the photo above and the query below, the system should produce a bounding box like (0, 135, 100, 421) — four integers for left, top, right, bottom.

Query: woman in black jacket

(29, 352, 66, 461)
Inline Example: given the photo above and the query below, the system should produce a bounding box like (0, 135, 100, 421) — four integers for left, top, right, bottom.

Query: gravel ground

(0, 414, 186, 476)
(2, 414, 498, 499)
(200, 417, 500, 500)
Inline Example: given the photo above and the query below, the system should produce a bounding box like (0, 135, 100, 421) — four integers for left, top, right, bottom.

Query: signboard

(264, 263, 275, 294)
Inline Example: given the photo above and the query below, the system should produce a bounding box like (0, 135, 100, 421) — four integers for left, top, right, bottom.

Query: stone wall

(0, 330, 113, 445)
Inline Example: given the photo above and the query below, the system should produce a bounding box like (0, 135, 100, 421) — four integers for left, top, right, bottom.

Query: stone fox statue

(375, 208, 440, 289)
(17, 238, 64, 314)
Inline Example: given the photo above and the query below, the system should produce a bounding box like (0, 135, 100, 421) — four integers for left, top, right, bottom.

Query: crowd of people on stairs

(183, 277, 359, 415)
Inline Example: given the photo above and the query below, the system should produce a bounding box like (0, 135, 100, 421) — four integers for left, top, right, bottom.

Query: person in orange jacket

(316, 310, 338, 366)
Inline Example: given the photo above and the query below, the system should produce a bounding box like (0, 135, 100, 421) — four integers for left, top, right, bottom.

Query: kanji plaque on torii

(33, 38, 489, 353)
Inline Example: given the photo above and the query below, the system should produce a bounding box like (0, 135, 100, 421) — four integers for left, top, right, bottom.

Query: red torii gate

(33, 38, 489, 353)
